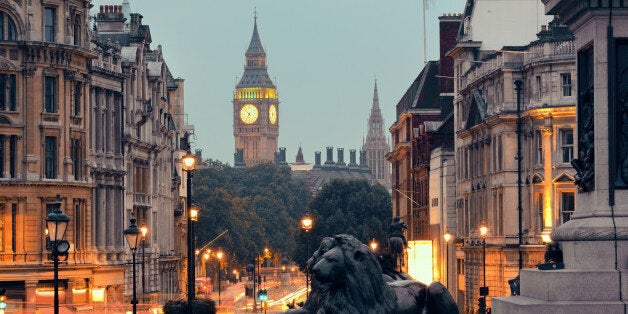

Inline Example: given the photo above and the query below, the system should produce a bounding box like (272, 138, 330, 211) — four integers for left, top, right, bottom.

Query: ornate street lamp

(140, 225, 148, 304)
(182, 151, 197, 313)
(124, 218, 141, 314)
(479, 221, 489, 314)
(301, 213, 313, 298)
(217, 251, 223, 306)
(45, 195, 70, 314)
(444, 231, 452, 288)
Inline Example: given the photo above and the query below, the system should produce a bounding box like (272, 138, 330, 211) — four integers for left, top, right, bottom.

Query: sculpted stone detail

(287, 234, 458, 314)
(572, 48, 595, 192)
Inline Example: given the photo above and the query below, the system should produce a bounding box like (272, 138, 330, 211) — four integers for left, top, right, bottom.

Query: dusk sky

(91, 0, 467, 164)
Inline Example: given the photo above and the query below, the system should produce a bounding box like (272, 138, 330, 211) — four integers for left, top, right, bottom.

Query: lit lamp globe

(217, 251, 223, 260)
(369, 238, 378, 251)
(480, 223, 488, 238)
(190, 207, 199, 222)
(45, 198, 70, 243)
(301, 214, 313, 232)
(444, 232, 452, 243)
(140, 226, 148, 240)
(182, 153, 196, 171)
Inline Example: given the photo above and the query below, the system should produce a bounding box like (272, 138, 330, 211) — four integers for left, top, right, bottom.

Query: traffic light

(258, 289, 268, 302)
(0, 288, 7, 309)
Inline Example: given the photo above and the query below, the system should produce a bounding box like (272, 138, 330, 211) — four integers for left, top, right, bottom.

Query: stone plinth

(493, 269, 626, 313)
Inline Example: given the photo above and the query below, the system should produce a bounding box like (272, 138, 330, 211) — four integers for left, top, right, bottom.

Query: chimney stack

(314, 151, 322, 167)
(337, 148, 346, 166)
(349, 149, 358, 167)
(325, 146, 335, 165)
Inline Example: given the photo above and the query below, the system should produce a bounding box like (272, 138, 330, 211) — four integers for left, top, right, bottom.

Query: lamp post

(479, 221, 488, 314)
(140, 225, 148, 304)
(301, 213, 313, 298)
(444, 231, 452, 288)
(124, 218, 141, 314)
(45, 195, 70, 314)
(182, 151, 197, 313)
(217, 251, 223, 306)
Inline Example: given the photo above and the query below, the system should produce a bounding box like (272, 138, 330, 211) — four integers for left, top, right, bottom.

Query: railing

(524, 40, 575, 64)
(133, 193, 151, 207)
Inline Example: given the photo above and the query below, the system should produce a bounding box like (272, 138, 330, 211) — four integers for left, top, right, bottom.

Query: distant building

(362, 81, 392, 191)
(233, 15, 280, 166)
(287, 147, 377, 194)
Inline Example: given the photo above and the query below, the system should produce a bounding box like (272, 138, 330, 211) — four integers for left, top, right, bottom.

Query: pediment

(532, 173, 544, 183)
(465, 89, 488, 130)
(554, 172, 575, 182)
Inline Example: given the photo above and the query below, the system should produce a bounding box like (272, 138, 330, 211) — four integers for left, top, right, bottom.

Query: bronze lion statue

(286, 234, 458, 314)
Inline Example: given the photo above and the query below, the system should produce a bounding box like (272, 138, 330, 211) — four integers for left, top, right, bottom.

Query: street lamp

(45, 195, 70, 314)
(479, 221, 489, 314)
(443, 231, 452, 288)
(217, 251, 223, 306)
(182, 151, 197, 313)
(369, 238, 378, 252)
(301, 213, 313, 298)
(140, 225, 148, 304)
(124, 217, 141, 314)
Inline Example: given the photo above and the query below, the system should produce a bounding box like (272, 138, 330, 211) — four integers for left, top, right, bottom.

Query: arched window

(0, 11, 18, 41)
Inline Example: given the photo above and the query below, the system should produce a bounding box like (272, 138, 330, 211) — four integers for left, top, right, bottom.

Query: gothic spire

(372, 79, 380, 110)
(246, 13, 266, 56)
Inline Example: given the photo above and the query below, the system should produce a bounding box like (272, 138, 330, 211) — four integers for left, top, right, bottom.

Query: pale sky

(91, 0, 467, 164)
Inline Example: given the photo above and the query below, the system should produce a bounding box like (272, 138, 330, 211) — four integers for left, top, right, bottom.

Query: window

(561, 192, 575, 223)
(9, 135, 16, 178)
(536, 131, 544, 165)
(0, 74, 17, 111)
(73, 16, 81, 46)
(72, 82, 82, 116)
(44, 76, 56, 113)
(561, 129, 574, 163)
(0, 12, 17, 41)
(0, 203, 4, 252)
(536, 75, 542, 100)
(11, 203, 16, 252)
(44, 7, 55, 42)
(45, 136, 56, 179)
(71, 138, 81, 180)
(561, 73, 572, 97)
(537, 193, 544, 231)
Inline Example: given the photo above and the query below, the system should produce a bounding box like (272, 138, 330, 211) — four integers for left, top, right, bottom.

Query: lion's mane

(311, 234, 397, 314)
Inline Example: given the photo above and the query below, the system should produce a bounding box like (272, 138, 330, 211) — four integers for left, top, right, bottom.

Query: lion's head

(310, 234, 397, 314)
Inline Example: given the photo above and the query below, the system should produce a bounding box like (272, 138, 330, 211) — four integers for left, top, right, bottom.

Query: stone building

(362, 81, 391, 191)
(495, 1, 628, 312)
(387, 15, 460, 282)
(449, 1, 576, 311)
(95, 5, 188, 304)
(0, 0, 96, 310)
(233, 16, 279, 167)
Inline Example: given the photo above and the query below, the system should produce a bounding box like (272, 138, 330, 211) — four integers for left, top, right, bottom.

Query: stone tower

(362, 80, 391, 189)
(233, 15, 279, 166)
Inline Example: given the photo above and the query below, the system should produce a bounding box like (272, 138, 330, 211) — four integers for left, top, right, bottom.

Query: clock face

(240, 104, 258, 124)
(269, 105, 277, 124)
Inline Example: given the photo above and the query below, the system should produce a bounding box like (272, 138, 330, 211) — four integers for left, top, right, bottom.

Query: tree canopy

(192, 161, 392, 271)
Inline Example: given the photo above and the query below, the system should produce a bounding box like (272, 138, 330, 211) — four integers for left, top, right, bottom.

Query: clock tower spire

(233, 15, 279, 166)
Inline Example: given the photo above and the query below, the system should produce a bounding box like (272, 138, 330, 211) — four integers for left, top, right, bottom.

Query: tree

(192, 161, 312, 269)
(295, 179, 392, 268)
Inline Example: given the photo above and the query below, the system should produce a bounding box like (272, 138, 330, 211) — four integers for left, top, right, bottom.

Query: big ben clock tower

(233, 15, 279, 166)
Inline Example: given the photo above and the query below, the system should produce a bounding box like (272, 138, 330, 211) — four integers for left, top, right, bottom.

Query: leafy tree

(294, 179, 392, 268)
(192, 161, 311, 269)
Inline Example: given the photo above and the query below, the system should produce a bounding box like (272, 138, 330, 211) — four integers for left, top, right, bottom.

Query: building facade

(95, 5, 188, 304)
(362, 81, 391, 190)
(0, 0, 97, 310)
(449, 1, 576, 311)
(233, 16, 279, 167)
